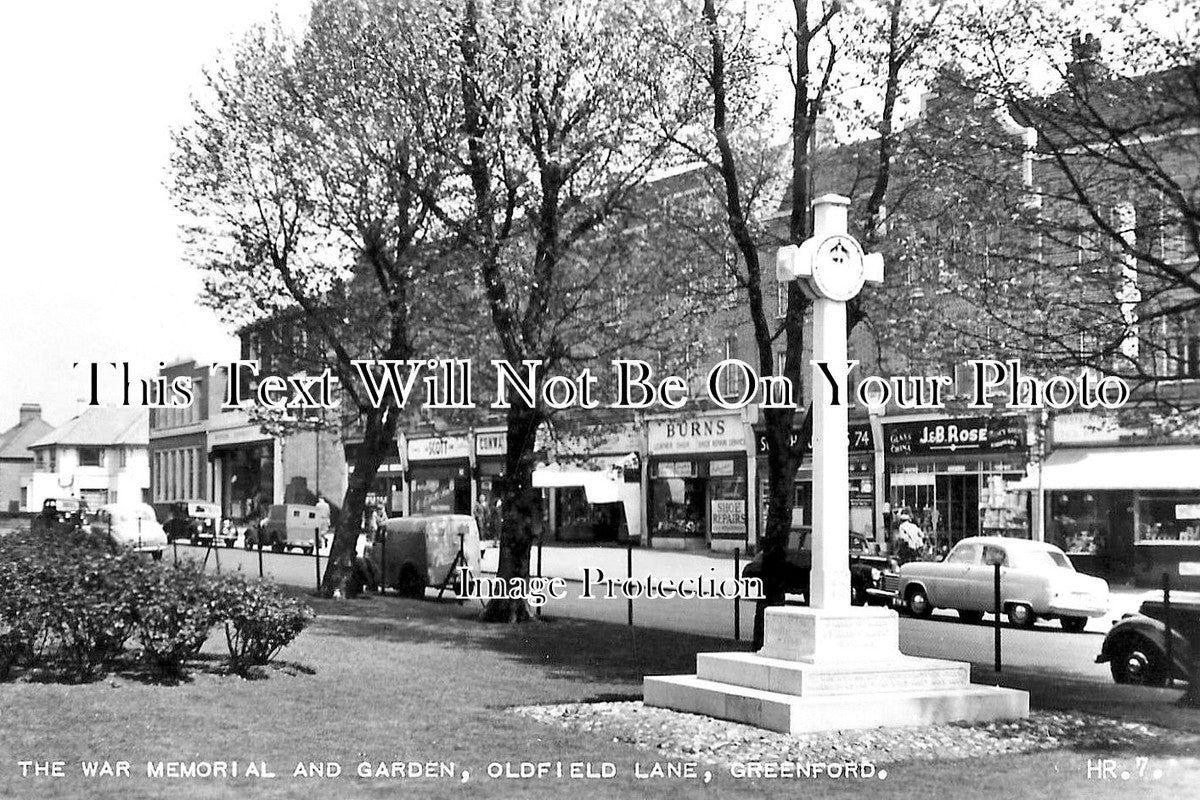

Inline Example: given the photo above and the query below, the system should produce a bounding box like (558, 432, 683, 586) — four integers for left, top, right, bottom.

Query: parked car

(89, 503, 168, 560)
(356, 514, 482, 598)
(30, 497, 89, 535)
(1097, 590, 1200, 685)
(897, 536, 1109, 631)
(244, 503, 326, 554)
(155, 500, 227, 546)
(741, 527, 899, 606)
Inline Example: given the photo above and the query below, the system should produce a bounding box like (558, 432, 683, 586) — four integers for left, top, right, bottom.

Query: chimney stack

(18, 404, 41, 425)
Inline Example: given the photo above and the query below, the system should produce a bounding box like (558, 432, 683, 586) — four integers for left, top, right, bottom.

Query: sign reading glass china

(649, 414, 746, 455)
(407, 437, 470, 461)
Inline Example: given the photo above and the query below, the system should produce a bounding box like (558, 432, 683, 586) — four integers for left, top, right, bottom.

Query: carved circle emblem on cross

(774, 194, 885, 303)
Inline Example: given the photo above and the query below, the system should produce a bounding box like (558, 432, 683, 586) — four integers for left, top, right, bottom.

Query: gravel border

(511, 702, 1199, 766)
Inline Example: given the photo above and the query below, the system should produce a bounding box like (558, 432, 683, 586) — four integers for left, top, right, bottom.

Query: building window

(79, 447, 102, 467)
(776, 283, 786, 319)
(119, 447, 128, 468)
(49, 448, 57, 472)
(721, 336, 746, 399)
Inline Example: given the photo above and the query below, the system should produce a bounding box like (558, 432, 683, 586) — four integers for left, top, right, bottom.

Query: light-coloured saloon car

(91, 503, 169, 561)
(897, 536, 1109, 631)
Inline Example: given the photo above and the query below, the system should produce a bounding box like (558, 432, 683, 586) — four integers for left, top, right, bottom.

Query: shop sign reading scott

(407, 436, 471, 461)
(648, 414, 746, 455)
(884, 416, 1024, 456)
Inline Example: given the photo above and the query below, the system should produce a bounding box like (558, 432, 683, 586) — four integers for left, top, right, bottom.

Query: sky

(0, 1, 311, 431)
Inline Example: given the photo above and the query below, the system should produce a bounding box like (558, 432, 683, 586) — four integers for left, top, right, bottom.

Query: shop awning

(1011, 446, 1200, 492)
(532, 466, 622, 503)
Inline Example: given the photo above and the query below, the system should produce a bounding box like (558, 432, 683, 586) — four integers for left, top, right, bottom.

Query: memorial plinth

(644, 607, 1029, 734)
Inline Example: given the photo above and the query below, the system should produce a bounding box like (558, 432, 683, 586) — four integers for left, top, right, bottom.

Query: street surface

(173, 542, 1124, 685)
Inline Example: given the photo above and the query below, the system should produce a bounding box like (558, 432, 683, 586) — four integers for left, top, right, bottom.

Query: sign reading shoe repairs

(649, 413, 746, 455)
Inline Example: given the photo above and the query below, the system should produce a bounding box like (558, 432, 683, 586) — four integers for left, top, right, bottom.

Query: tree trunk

(481, 404, 542, 623)
(320, 407, 398, 598)
(752, 406, 813, 648)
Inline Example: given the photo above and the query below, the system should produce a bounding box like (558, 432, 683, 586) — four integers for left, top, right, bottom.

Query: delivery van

(357, 514, 481, 597)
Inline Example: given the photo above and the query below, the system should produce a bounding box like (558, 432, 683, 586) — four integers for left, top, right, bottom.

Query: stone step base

(644, 674, 1029, 734)
(696, 652, 971, 697)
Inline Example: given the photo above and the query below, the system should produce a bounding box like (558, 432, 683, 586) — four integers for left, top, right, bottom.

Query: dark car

(30, 497, 89, 535)
(154, 500, 227, 546)
(1097, 590, 1200, 686)
(741, 527, 899, 606)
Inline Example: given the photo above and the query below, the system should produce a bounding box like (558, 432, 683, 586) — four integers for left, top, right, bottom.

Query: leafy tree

(171, 0, 465, 596)
(659, 0, 948, 644)
(444, 0, 714, 621)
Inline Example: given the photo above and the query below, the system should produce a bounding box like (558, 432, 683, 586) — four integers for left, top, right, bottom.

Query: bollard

(214, 541, 221, 574)
(536, 540, 543, 619)
(733, 547, 741, 641)
(379, 528, 387, 592)
(173, 539, 178, 566)
(314, 528, 322, 592)
(993, 562, 1002, 673)
(1163, 572, 1173, 686)
(627, 543, 634, 627)
(257, 535, 264, 579)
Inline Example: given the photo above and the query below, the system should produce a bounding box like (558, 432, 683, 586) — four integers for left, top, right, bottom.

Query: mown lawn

(1, 590, 1198, 800)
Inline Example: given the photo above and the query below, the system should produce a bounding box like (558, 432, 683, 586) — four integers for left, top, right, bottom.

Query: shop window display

(1137, 493, 1200, 542)
(1049, 491, 1112, 555)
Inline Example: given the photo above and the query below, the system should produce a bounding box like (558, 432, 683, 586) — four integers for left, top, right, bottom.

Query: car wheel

(243, 538, 253, 551)
(958, 609, 984, 624)
(1008, 603, 1036, 628)
(1060, 616, 1088, 633)
(905, 586, 933, 618)
(1109, 636, 1169, 686)
(302, 545, 314, 556)
(396, 565, 425, 598)
(271, 543, 284, 553)
(225, 539, 236, 548)
(150, 550, 163, 562)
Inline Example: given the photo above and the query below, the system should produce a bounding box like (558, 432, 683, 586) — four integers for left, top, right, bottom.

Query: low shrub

(0, 528, 314, 681)
(218, 576, 315, 672)
(50, 550, 145, 680)
(130, 563, 223, 677)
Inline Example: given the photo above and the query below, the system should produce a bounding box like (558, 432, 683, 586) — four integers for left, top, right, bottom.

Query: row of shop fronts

(149, 363, 1200, 589)
(348, 409, 1200, 589)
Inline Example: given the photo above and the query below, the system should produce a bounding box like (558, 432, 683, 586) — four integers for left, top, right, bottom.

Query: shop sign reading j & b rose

(885, 416, 1025, 456)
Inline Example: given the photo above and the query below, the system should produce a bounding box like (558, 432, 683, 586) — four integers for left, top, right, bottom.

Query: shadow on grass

(301, 590, 751, 687)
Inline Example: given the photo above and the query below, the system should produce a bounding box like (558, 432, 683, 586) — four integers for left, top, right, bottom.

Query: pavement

(482, 541, 1151, 629)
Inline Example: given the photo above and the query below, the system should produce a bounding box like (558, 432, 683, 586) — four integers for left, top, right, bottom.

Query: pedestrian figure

(895, 510, 926, 565)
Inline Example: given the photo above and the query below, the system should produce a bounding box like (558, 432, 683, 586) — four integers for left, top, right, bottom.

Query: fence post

(173, 539, 178, 566)
(627, 543, 634, 627)
(993, 562, 1002, 673)
(214, 541, 220, 574)
(733, 547, 741, 641)
(1164, 572, 1173, 686)
(536, 540, 543, 619)
(257, 535, 264, 579)
(379, 528, 387, 592)
(314, 527, 322, 592)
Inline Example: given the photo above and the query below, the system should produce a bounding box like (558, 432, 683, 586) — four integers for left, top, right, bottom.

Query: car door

(930, 542, 980, 607)
(965, 544, 1008, 610)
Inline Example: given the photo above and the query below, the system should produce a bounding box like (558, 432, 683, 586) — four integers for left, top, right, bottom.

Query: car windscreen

(112, 507, 156, 524)
(1009, 548, 1074, 571)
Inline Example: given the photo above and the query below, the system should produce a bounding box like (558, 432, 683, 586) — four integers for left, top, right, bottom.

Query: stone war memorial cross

(644, 195, 1030, 733)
